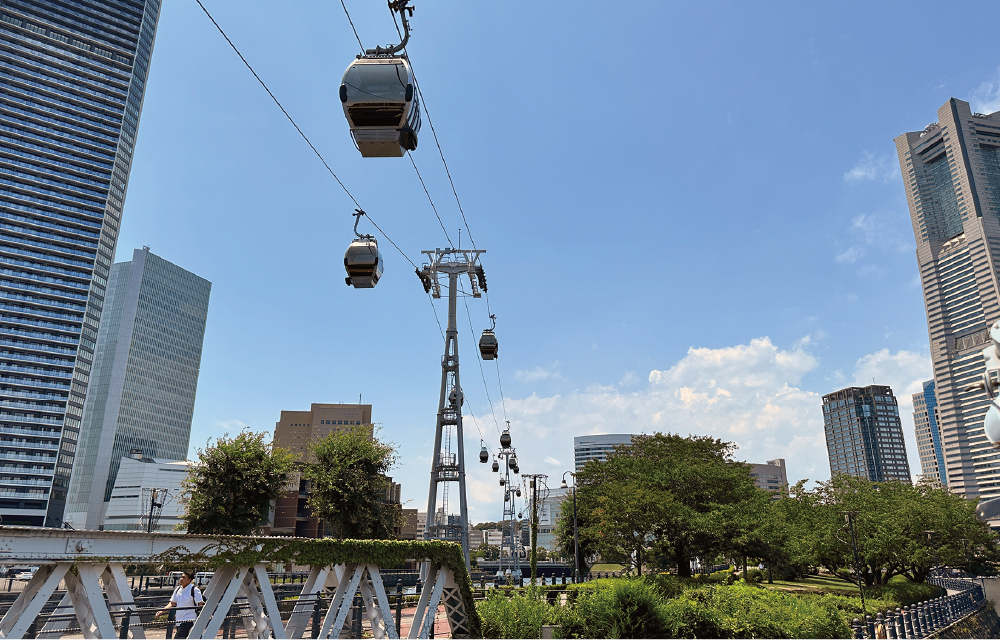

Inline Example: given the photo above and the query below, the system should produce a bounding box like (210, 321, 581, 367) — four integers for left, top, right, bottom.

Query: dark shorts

(175, 621, 194, 638)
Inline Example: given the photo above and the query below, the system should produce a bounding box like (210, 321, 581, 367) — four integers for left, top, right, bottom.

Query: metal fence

(850, 576, 986, 639)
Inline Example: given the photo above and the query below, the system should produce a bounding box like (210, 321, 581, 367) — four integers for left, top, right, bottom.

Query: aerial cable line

(194, 0, 417, 270)
(409, 152, 454, 247)
(390, 12, 479, 253)
(463, 296, 503, 436)
(339, 0, 365, 55)
(387, 6, 513, 427)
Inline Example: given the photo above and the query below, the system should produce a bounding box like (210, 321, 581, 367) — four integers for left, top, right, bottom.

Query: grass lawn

(764, 573, 861, 595)
(589, 563, 625, 572)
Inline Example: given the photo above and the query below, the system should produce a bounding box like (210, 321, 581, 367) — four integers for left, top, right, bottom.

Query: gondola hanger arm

(365, 0, 413, 56)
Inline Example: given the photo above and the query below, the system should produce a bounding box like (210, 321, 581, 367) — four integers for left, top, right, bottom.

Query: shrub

(569, 579, 671, 638)
(745, 568, 764, 585)
(477, 589, 555, 639)
(707, 582, 851, 638)
(866, 578, 943, 606)
(660, 596, 726, 638)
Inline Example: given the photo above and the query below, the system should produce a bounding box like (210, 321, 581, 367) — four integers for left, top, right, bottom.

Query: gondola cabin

(340, 56, 421, 157)
(344, 237, 383, 288)
(479, 329, 498, 360)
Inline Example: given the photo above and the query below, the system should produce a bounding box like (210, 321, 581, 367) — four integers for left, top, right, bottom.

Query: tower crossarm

(419, 248, 486, 299)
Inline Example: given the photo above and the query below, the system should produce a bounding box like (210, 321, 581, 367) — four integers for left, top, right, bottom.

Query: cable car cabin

(340, 56, 421, 157)
(344, 238, 383, 288)
(479, 329, 498, 360)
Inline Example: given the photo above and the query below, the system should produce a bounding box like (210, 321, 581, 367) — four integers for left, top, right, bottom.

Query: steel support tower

(417, 248, 486, 570)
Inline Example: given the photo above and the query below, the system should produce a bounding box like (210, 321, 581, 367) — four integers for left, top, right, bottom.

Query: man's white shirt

(170, 583, 204, 622)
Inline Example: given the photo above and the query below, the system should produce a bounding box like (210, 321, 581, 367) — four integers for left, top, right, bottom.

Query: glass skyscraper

(895, 99, 1000, 499)
(822, 385, 911, 482)
(912, 380, 946, 486)
(66, 247, 210, 530)
(0, 1, 161, 526)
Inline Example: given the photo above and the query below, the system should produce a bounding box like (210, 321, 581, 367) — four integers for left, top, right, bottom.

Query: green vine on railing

(150, 537, 481, 637)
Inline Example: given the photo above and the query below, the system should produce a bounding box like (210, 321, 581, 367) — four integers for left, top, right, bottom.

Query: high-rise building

(65, 248, 210, 529)
(0, 2, 162, 526)
(573, 434, 635, 471)
(894, 99, 1000, 499)
(271, 403, 373, 537)
(749, 458, 788, 493)
(822, 385, 912, 482)
(913, 380, 947, 486)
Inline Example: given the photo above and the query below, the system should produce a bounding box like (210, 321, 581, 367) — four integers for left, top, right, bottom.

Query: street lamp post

(561, 471, 579, 583)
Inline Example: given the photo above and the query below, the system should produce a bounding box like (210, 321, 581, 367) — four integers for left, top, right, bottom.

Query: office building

(573, 434, 635, 471)
(529, 486, 568, 553)
(102, 452, 190, 533)
(271, 403, 373, 536)
(749, 458, 788, 493)
(65, 248, 210, 529)
(913, 380, 947, 486)
(0, 1, 162, 526)
(822, 385, 911, 482)
(894, 99, 1000, 498)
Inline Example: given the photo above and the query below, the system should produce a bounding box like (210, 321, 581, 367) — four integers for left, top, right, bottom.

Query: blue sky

(116, 0, 1000, 522)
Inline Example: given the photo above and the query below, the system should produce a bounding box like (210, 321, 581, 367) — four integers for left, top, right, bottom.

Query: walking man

(157, 571, 204, 638)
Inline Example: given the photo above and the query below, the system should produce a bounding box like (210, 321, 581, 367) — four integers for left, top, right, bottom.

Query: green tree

(183, 431, 294, 535)
(303, 428, 402, 539)
(632, 434, 758, 577)
(475, 543, 500, 560)
(782, 475, 998, 586)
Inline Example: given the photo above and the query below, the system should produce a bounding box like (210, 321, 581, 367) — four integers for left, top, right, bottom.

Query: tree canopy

(557, 431, 1000, 583)
(183, 431, 295, 535)
(302, 428, 402, 540)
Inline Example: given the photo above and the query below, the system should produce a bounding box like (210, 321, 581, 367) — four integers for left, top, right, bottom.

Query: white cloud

(515, 365, 561, 383)
(501, 337, 827, 488)
(972, 67, 1000, 115)
(836, 246, 865, 264)
(497, 339, 933, 491)
(844, 151, 898, 184)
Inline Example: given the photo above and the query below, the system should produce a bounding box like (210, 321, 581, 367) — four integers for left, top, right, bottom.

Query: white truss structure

(0, 527, 472, 639)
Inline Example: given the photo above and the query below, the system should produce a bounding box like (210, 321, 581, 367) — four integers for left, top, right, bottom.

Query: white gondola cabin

(340, 56, 421, 157)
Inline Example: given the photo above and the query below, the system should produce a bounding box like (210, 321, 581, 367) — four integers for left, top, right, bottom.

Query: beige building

(895, 99, 1000, 498)
(274, 404, 373, 462)
(272, 403, 373, 536)
(749, 459, 788, 493)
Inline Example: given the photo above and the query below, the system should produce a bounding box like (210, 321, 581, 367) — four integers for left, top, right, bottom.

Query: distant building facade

(894, 99, 1000, 498)
(913, 380, 947, 486)
(271, 403, 375, 537)
(103, 454, 190, 533)
(822, 385, 911, 482)
(530, 486, 568, 553)
(749, 459, 788, 492)
(573, 434, 635, 471)
(66, 248, 210, 529)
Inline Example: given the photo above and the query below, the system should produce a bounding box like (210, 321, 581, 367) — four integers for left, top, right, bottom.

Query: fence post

(119, 610, 131, 639)
(885, 610, 896, 639)
(311, 594, 321, 639)
(852, 618, 864, 639)
(396, 580, 403, 637)
(866, 614, 875, 639)
(352, 595, 362, 638)
(902, 606, 913, 638)
(875, 613, 885, 639)
(893, 607, 904, 639)
(166, 608, 175, 639)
